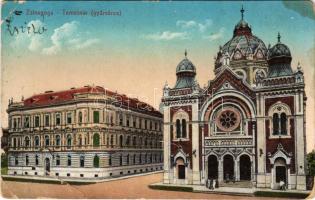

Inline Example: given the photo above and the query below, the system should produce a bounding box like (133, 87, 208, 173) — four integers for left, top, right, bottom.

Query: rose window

(215, 108, 241, 132)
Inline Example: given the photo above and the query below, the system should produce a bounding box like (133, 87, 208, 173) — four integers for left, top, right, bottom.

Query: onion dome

(267, 33, 293, 77)
(215, 6, 267, 69)
(174, 50, 197, 89)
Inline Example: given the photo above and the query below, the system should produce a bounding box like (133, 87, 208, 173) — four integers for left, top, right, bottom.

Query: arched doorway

(45, 158, 50, 176)
(176, 158, 185, 179)
(275, 158, 287, 185)
(223, 155, 234, 180)
(208, 155, 218, 179)
(239, 155, 251, 180)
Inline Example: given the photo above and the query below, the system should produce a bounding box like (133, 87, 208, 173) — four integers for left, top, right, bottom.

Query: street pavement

(1, 173, 277, 199)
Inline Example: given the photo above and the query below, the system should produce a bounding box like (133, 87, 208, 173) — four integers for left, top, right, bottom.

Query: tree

(1, 153, 8, 175)
(307, 150, 315, 176)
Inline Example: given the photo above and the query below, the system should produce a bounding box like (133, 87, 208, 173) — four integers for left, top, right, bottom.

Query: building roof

(174, 50, 197, 89)
(22, 85, 162, 117)
(215, 7, 267, 69)
(267, 33, 293, 78)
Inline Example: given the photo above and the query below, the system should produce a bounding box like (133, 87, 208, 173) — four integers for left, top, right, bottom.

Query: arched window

(15, 156, 18, 166)
(144, 138, 148, 147)
(35, 136, 39, 147)
(273, 113, 279, 135)
(182, 119, 187, 138)
(67, 135, 72, 148)
(67, 155, 71, 166)
(78, 111, 83, 124)
(119, 135, 123, 147)
(25, 155, 29, 166)
(109, 154, 112, 166)
(126, 154, 129, 165)
(176, 119, 181, 138)
(139, 137, 142, 147)
(280, 113, 287, 135)
(56, 135, 61, 146)
(35, 155, 39, 165)
(119, 154, 123, 166)
(80, 155, 84, 167)
(110, 135, 114, 147)
(13, 138, 16, 147)
(93, 133, 100, 147)
(126, 136, 130, 146)
(93, 111, 100, 123)
(24, 136, 30, 147)
(78, 135, 82, 146)
(93, 155, 99, 168)
(45, 135, 50, 146)
(133, 136, 137, 146)
(56, 155, 60, 166)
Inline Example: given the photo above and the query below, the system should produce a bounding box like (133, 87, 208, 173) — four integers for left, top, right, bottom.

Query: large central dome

(215, 7, 267, 70)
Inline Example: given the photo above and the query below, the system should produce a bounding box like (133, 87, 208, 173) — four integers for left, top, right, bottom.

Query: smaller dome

(267, 33, 293, 77)
(174, 50, 197, 89)
(176, 52, 196, 75)
(268, 43, 291, 60)
(268, 33, 292, 61)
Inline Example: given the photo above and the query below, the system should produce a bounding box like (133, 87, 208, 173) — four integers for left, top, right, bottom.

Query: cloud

(282, 1, 315, 21)
(42, 21, 99, 55)
(10, 20, 45, 52)
(176, 19, 212, 32)
(203, 27, 225, 41)
(143, 31, 189, 41)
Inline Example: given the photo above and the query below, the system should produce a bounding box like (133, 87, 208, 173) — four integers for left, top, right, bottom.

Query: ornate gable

(205, 68, 255, 99)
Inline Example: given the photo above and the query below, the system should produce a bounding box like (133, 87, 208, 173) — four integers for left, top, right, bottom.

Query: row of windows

(11, 133, 162, 149)
(10, 111, 162, 131)
(13, 153, 163, 167)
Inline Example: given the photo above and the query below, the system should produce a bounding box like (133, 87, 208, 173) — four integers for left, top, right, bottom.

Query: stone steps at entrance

(219, 181, 252, 188)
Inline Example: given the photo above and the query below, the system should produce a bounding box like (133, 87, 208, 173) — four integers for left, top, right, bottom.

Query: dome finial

(241, 5, 245, 20)
(277, 32, 281, 43)
(184, 49, 187, 58)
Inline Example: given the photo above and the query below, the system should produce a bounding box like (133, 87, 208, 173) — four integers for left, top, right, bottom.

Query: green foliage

(254, 191, 308, 199)
(148, 185, 193, 192)
(307, 150, 315, 176)
(1, 153, 8, 175)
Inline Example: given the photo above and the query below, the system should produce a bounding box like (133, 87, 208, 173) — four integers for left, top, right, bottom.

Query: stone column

(234, 159, 238, 181)
(295, 91, 306, 190)
(163, 105, 171, 184)
(192, 102, 201, 185)
(287, 167, 291, 190)
(218, 157, 223, 182)
(256, 93, 266, 188)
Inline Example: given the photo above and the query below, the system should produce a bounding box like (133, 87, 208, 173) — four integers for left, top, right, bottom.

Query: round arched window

(215, 108, 241, 132)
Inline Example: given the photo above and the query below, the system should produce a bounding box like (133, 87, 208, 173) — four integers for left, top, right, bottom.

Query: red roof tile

(23, 86, 162, 117)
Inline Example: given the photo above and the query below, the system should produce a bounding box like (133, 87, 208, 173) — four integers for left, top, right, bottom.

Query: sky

(1, 1, 315, 152)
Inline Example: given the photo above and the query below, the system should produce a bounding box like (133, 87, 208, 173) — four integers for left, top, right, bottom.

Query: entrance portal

(176, 158, 185, 180)
(45, 158, 50, 176)
(240, 155, 251, 180)
(208, 155, 218, 179)
(178, 165, 185, 179)
(223, 155, 234, 180)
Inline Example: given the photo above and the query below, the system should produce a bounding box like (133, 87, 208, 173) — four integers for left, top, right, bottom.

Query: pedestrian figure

(206, 178, 209, 188)
(207, 178, 211, 189)
(226, 173, 229, 183)
(280, 180, 286, 190)
(212, 179, 216, 190)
